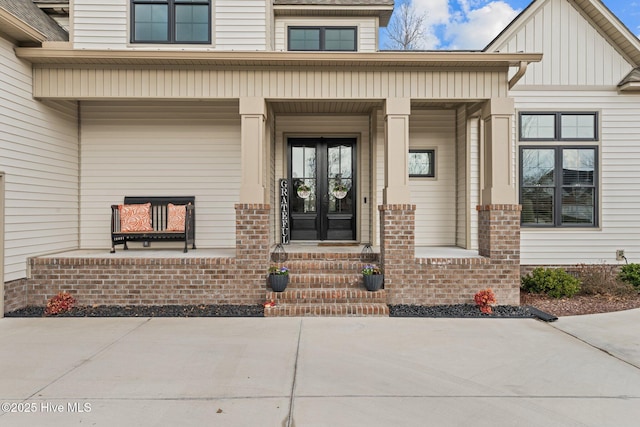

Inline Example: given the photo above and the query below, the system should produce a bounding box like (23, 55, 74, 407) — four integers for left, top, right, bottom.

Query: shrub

(521, 267, 581, 299)
(618, 263, 640, 291)
(576, 264, 636, 297)
(474, 288, 497, 314)
(45, 291, 76, 316)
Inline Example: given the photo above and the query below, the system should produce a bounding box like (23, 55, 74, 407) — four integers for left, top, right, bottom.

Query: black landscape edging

(6, 303, 557, 320)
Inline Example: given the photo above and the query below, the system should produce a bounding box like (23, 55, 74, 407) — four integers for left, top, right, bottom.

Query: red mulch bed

(521, 292, 640, 317)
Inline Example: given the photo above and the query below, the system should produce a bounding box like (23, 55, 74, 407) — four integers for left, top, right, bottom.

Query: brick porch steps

(266, 251, 388, 317)
(266, 288, 387, 304)
(264, 301, 389, 317)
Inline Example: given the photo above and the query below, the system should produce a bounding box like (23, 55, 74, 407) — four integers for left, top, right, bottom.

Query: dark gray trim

(130, 0, 211, 44)
(519, 145, 599, 228)
(287, 26, 357, 51)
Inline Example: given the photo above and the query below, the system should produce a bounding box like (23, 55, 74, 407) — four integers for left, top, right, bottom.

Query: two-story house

(1, 0, 638, 316)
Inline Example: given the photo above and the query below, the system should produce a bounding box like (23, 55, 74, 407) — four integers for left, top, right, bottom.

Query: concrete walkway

(0, 312, 639, 426)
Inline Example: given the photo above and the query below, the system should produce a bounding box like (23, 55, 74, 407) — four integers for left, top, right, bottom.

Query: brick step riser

(281, 255, 380, 263)
(264, 304, 389, 317)
(288, 275, 362, 285)
(282, 261, 367, 273)
(286, 267, 367, 275)
(266, 290, 386, 304)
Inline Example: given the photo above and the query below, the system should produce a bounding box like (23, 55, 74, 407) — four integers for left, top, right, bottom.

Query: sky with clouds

(382, 0, 640, 50)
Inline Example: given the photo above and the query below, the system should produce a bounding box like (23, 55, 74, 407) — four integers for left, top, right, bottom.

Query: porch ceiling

(270, 100, 382, 114)
(269, 100, 481, 114)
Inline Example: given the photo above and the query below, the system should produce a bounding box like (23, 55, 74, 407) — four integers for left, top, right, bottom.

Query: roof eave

(0, 8, 47, 44)
(14, 48, 543, 68)
(618, 82, 640, 93)
(273, 4, 394, 26)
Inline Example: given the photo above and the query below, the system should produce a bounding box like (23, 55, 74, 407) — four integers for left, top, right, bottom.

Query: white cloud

(445, 1, 521, 49)
(402, 0, 521, 50)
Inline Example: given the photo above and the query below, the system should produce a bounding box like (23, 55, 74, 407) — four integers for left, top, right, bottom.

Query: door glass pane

(291, 146, 316, 214)
(328, 145, 352, 214)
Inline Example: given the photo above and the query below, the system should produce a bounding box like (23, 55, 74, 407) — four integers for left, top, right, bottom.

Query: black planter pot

(268, 274, 289, 292)
(363, 274, 384, 291)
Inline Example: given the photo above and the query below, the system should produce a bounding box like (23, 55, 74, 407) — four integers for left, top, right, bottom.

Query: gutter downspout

(509, 61, 528, 89)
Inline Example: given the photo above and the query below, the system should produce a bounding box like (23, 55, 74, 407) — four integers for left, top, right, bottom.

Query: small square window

(409, 150, 435, 178)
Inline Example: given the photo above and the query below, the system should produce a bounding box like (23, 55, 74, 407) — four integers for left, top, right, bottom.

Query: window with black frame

(519, 112, 598, 227)
(408, 150, 435, 178)
(288, 27, 357, 51)
(131, 0, 211, 44)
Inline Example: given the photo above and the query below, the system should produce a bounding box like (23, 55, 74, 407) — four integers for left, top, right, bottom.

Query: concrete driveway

(0, 311, 639, 426)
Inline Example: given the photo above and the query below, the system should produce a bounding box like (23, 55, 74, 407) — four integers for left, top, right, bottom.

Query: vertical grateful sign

(280, 179, 290, 244)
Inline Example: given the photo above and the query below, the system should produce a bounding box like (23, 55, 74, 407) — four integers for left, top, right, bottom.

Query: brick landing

(264, 252, 389, 317)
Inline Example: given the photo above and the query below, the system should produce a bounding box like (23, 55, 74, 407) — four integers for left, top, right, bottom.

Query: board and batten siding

(515, 90, 640, 265)
(409, 110, 457, 246)
(490, 0, 633, 86)
(274, 17, 378, 52)
(33, 68, 510, 101)
(79, 101, 240, 249)
(0, 36, 79, 282)
(274, 115, 371, 242)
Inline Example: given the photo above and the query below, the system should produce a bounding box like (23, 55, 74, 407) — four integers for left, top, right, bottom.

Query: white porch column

(383, 98, 411, 204)
(481, 97, 517, 205)
(239, 97, 267, 203)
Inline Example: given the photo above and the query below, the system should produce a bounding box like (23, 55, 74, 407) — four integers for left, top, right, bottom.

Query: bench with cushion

(111, 196, 196, 253)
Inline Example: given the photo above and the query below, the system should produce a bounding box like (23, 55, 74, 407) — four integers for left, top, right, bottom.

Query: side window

(520, 147, 597, 227)
(132, 0, 211, 44)
(408, 150, 435, 178)
(288, 27, 357, 51)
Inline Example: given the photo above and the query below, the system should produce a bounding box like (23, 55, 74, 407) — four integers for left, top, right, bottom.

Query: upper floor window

(520, 112, 598, 141)
(131, 0, 211, 44)
(288, 27, 357, 51)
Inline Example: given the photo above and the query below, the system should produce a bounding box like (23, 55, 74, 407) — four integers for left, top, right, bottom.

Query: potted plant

(268, 266, 290, 292)
(332, 183, 348, 199)
(361, 264, 383, 291)
(296, 184, 311, 199)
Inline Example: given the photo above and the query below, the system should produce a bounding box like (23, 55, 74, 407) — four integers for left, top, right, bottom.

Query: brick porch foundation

(380, 204, 521, 306)
(6, 205, 272, 311)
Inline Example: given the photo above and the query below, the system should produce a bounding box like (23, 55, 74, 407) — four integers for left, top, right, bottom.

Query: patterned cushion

(119, 203, 153, 232)
(166, 203, 186, 232)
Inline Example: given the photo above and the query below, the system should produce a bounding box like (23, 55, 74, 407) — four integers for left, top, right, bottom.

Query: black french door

(288, 138, 356, 241)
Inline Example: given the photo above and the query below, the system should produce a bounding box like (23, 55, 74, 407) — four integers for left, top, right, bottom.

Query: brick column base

(477, 204, 521, 304)
(235, 203, 271, 299)
(379, 204, 416, 291)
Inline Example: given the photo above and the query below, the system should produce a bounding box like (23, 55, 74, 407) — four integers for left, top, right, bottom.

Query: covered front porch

(6, 48, 541, 314)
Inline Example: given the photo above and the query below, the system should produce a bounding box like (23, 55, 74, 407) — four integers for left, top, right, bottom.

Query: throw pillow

(119, 203, 153, 232)
(166, 203, 186, 232)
